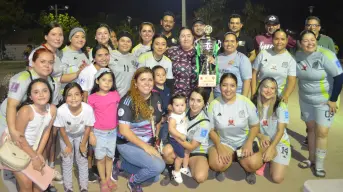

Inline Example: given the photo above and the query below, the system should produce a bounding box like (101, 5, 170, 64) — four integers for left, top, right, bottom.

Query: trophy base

(198, 74, 216, 87)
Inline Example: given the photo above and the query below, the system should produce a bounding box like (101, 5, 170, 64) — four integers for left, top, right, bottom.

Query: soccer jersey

(317, 34, 336, 53)
(132, 43, 151, 58)
(117, 92, 163, 143)
(88, 46, 116, 66)
(77, 64, 98, 93)
(186, 110, 211, 154)
(166, 46, 197, 96)
(54, 102, 95, 135)
(207, 94, 259, 148)
(108, 50, 138, 98)
(260, 102, 290, 145)
(215, 51, 252, 96)
(29, 45, 64, 77)
(253, 49, 296, 96)
(295, 47, 343, 105)
(138, 52, 174, 79)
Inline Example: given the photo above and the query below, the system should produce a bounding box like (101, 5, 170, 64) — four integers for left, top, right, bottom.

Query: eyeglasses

(305, 24, 320, 27)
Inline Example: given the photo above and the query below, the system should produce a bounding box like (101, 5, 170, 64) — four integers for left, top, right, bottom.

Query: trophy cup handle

(194, 39, 199, 47)
(217, 40, 222, 49)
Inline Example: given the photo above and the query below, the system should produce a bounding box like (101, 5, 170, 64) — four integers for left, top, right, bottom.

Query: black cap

(163, 11, 175, 19)
(117, 31, 133, 44)
(192, 17, 205, 26)
(265, 15, 280, 25)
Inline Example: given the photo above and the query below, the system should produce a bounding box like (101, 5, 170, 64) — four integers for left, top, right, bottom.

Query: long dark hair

(43, 22, 63, 36)
(151, 34, 168, 51)
(62, 82, 84, 103)
(95, 23, 115, 50)
(190, 87, 210, 106)
(17, 78, 53, 110)
(92, 43, 110, 61)
(90, 71, 117, 94)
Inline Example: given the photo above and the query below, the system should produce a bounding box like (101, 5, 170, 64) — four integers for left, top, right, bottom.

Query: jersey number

(324, 111, 334, 118)
(281, 147, 289, 156)
(124, 65, 130, 72)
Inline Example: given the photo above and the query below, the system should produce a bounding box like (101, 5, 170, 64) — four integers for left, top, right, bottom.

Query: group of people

(0, 10, 342, 192)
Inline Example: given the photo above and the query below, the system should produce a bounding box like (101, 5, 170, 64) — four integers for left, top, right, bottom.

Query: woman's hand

(208, 56, 215, 65)
(281, 95, 289, 104)
(63, 145, 73, 157)
(89, 132, 96, 146)
(327, 101, 338, 114)
(9, 130, 25, 147)
(263, 146, 276, 162)
(260, 135, 271, 149)
(241, 142, 253, 158)
(143, 145, 161, 159)
(77, 61, 88, 76)
(217, 144, 232, 165)
(32, 154, 45, 174)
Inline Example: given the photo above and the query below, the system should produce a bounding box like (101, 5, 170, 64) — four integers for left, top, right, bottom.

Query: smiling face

(118, 37, 132, 53)
(32, 51, 54, 78)
(95, 27, 110, 46)
(300, 33, 317, 53)
(189, 91, 205, 115)
(30, 82, 51, 106)
(272, 31, 288, 52)
(193, 23, 205, 37)
(229, 18, 243, 33)
(179, 29, 194, 51)
(94, 48, 110, 67)
(45, 27, 64, 49)
(65, 86, 83, 108)
(135, 72, 154, 97)
(223, 34, 238, 54)
(265, 24, 280, 35)
(70, 31, 86, 50)
(220, 76, 237, 101)
(152, 37, 167, 56)
(305, 19, 321, 36)
(161, 15, 175, 33)
(140, 24, 155, 44)
(260, 79, 277, 101)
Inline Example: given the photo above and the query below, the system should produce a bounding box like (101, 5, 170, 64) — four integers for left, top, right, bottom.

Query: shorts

(273, 141, 291, 166)
(299, 99, 334, 127)
(93, 129, 117, 160)
(169, 137, 185, 158)
(190, 153, 208, 159)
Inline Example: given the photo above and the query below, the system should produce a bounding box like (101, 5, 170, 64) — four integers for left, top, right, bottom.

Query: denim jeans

(117, 142, 165, 185)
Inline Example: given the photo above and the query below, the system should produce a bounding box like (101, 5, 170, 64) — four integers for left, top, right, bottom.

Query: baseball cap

(192, 17, 205, 26)
(265, 15, 280, 25)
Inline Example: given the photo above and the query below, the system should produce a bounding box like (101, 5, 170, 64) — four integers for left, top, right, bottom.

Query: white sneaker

(53, 169, 63, 183)
(172, 170, 183, 184)
(180, 167, 192, 177)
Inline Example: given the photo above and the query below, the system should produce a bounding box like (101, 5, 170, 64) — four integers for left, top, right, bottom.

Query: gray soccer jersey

(207, 94, 259, 149)
(215, 51, 252, 96)
(295, 46, 343, 105)
(253, 49, 296, 96)
(132, 43, 151, 58)
(187, 110, 211, 154)
(108, 50, 138, 98)
(137, 51, 173, 79)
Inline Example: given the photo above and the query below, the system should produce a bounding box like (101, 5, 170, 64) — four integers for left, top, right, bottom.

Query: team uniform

(253, 49, 296, 97)
(295, 47, 343, 127)
(168, 112, 187, 158)
(88, 46, 116, 66)
(254, 34, 296, 53)
(297, 34, 337, 54)
(137, 51, 174, 79)
(0, 70, 60, 134)
(207, 94, 259, 150)
(53, 102, 95, 191)
(108, 50, 138, 98)
(186, 110, 211, 157)
(214, 51, 252, 98)
(77, 64, 98, 94)
(260, 102, 291, 165)
(132, 43, 151, 58)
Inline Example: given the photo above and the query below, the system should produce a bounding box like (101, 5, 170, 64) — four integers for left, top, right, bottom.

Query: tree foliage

(242, 0, 266, 36)
(39, 12, 87, 34)
(0, 0, 25, 35)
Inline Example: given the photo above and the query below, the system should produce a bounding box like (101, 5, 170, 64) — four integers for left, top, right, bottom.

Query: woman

(0, 48, 61, 191)
(252, 77, 291, 183)
(166, 27, 197, 96)
(132, 22, 155, 58)
(214, 32, 252, 98)
(112, 67, 165, 192)
(296, 30, 343, 177)
(108, 31, 137, 98)
(110, 30, 118, 50)
(208, 73, 263, 185)
(252, 29, 296, 103)
(162, 88, 211, 184)
(138, 34, 173, 87)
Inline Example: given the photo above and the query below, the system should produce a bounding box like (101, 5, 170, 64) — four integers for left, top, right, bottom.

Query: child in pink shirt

(88, 68, 120, 191)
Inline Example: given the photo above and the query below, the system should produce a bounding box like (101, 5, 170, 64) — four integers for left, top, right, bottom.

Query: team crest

(228, 117, 235, 126)
(239, 110, 245, 118)
(262, 119, 268, 126)
(282, 62, 288, 68)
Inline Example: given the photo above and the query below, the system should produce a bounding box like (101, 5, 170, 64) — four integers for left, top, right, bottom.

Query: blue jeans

(117, 142, 165, 185)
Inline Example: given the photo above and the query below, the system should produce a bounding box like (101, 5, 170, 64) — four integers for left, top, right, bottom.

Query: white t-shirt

(138, 51, 174, 79)
(77, 64, 98, 93)
(169, 112, 188, 137)
(54, 102, 95, 135)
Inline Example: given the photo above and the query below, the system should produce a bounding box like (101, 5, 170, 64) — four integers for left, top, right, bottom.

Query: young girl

(7, 79, 56, 192)
(53, 82, 95, 192)
(168, 94, 191, 184)
(88, 68, 120, 192)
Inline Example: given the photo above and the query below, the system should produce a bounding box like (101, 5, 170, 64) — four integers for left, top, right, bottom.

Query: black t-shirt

(236, 33, 254, 57)
(117, 92, 163, 142)
(165, 34, 178, 47)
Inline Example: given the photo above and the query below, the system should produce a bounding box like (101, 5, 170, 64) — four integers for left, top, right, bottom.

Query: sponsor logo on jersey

(259, 42, 273, 50)
(312, 61, 319, 69)
(262, 119, 268, 126)
(217, 113, 222, 116)
(335, 60, 342, 68)
(67, 121, 71, 125)
(200, 129, 208, 138)
(301, 64, 307, 71)
(282, 62, 288, 68)
(9, 82, 20, 93)
(228, 60, 234, 65)
(118, 108, 125, 117)
(271, 65, 277, 71)
(239, 110, 245, 118)
(74, 57, 77, 60)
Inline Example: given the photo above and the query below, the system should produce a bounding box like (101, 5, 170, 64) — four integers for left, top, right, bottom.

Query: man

(161, 11, 178, 47)
(192, 17, 206, 40)
(254, 15, 296, 54)
(304, 16, 336, 53)
(228, 14, 256, 62)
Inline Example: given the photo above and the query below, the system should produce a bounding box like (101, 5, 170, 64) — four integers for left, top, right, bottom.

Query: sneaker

(111, 159, 120, 181)
(172, 170, 183, 184)
(53, 169, 62, 182)
(88, 169, 98, 182)
(180, 167, 192, 177)
(245, 172, 256, 185)
(215, 172, 225, 182)
(128, 181, 143, 192)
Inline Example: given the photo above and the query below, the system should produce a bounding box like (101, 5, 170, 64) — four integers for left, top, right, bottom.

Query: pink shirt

(88, 91, 120, 130)
(254, 33, 296, 52)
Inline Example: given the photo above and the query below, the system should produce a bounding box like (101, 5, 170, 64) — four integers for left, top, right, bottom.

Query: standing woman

(138, 34, 174, 87)
(252, 29, 296, 103)
(252, 77, 291, 183)
(208, 73, 263, 185)
(108, 31, 137, 98)
(132, 22, 155, 58)
(166, 27, 197, 96)
(89, 24, 115, 64)
(296, 30, 343, 177)
(110, 30, 118, 50)
(112, 67, 165, 192)
(215, 32, 252, 98)
(162, 88, 212, 184)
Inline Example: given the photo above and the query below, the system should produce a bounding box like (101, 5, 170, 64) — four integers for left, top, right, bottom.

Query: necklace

(153, 53, 163, 62)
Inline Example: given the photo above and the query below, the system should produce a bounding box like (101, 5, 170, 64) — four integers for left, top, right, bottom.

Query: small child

(168, 94, 191, 184)
(152, 65, 171, 145)
(54, 82, 95, 192)
(88, 68, 120, 192)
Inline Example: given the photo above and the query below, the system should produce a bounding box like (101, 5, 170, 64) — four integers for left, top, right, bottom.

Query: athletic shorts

(93, 129, 117, 160)
(190, 153, 208, 159)
(299, 99, 335, 127)
(169, 137, 185, 158)
(273, 141, 291, 166)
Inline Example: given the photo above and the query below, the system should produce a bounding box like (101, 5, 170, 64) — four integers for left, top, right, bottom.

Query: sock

(49, 162, 55, 168)
(315, 148, 327, 170)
